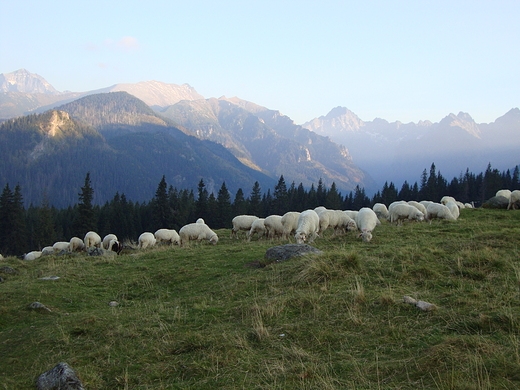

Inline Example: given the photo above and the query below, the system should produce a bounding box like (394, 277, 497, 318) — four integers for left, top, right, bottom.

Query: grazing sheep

(231, 215, 259, 239)
(264, 215, 284, 240)
(343, 210, 359, 220)
(355, 207, 379, 242)
(247, 218, 266, 242)
(138, 232, 157, 249)
(41, 246, 54, 256)
(426, 202, 456, 222)
(102, 234, 118, 250)
(69, 237, 85, 252)
(420, 200, 434, 210)
(281, 211, 301, 240)
(444, 200, 460, 220)
(84, 231, 102, 248)
(295, 209, 320, 244)
(24, 251, 42, 261)
(496, 189, 512, 200)
(408, 201, 427, 216)
(508, 190, 520, 210)
(154, 228, 180, 245)
(179, 223, 218, 247)
(318, 210, 355, 236)
(388, 202, 425, 225)
(314, 206, 327, 215)
(373, 203, 390, 221)
(464, 202, 474, 208)
(53, 241, 70, 252)
(334, 212, 357, 236)
(440, 196, 457, 205)
(108, 239, 123, 254)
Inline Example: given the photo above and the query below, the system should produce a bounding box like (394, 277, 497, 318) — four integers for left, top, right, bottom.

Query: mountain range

(1, 69, 518, 207)
(0, 69, 372, 207)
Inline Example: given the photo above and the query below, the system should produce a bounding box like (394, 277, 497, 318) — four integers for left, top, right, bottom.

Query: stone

(87, 247, 114, 257)
(482, 195, 509, 209)
(265, 244, 323, 262)
(36, 362, 84, 390)
(0, 266, 18, 274)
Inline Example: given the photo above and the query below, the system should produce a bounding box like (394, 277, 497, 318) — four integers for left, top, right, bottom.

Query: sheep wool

(138, 232, 157, 249)
(295, 209, 320, 244)
(179, 223, 218, 247)
(154, 229, 180, 245)
(231, 215, 259, 239)
(355, 207, 379, 242)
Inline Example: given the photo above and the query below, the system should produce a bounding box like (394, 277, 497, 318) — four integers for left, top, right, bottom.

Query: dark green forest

(0, 162, 518, 257)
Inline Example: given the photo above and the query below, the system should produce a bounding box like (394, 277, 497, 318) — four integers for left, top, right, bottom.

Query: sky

(1, 0, 519, 125)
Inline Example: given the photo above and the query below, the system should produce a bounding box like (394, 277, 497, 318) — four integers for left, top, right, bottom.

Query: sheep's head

(359, 230, 373, 242)
(295, 232, 306, 244)
(347, 220, 357, 231)
(209, 234, 219, 245)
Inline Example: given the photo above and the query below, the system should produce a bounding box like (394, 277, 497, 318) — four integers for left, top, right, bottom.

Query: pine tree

(272, 175, 289, 215)
(35, 193, 56, 249)
(152, 175, 173, 229)
(232, 188, 247, 216)
(325, 182, 342, 209)
(73, 172, 96, 236)
(217, 182, 232, 228)
(0, 184, 27, 255)
(248, 181, 262, 216)
(195, 179, 209, 220)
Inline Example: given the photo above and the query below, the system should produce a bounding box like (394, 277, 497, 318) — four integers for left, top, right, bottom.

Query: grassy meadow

(1, 208, 520, 389)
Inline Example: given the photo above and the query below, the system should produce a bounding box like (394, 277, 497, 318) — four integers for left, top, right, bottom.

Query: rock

(36, 362, 85, 390)
(28, 302, 52, 312)
(403, 296, 437, 312)
(0, 266, 18, 274)
(265, 244, 323, 262)
(39, 276, 60, 280)
(87, 247, 114, 257)
(108, 301, 119, 307)
(482, 195, 509, 209)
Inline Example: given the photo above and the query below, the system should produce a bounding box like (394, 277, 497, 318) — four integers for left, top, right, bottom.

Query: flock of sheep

(9, 189, 520, 262)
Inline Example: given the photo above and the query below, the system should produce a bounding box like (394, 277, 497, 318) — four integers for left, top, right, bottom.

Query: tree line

(0, 163, 518, 257)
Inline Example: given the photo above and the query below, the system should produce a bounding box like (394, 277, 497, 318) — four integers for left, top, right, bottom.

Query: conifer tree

(325, 182, 342, 209)
(195, 179, 209, 220)
(248, 181, 262, 216)
(73, 172, 96, 236)
(217, 182, 232, 228)
(272, 175, 289, 215)
(35, 193, 56, 249)
(152, 175, 173, 229)
(0, 183, 27, 255)
(232, 188, 247, 216)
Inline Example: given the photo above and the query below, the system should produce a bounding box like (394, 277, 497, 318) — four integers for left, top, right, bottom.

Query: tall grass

(1, 208, 519, 389)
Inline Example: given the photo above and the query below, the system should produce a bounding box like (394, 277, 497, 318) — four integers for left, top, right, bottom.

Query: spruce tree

(232, 188, 247, 216)
(152, 175, 172, 229)
(272, 175, 289, 215)
(195, 179, 209, 220)
(217, 182, 232, 228)
(248, 181, 262, 216)
(73, 172, 96, 236)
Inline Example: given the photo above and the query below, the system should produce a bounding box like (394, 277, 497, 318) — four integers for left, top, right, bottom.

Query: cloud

(117, 36, 140, 50)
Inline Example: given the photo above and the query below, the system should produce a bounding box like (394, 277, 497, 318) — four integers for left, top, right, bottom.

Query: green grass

(1, 208, 520, 389)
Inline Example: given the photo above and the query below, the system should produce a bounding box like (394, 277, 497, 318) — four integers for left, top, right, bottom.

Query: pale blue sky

(1, 0, 519, 124)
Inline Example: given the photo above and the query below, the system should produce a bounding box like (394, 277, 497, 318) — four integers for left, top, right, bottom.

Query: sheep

(440, 196, 457, 205)
(334, 211, 357, 236)
(355, 207, 379, 242)
(420, 200, 434, 210)
(426, 202, 456, 222)
(444, 200, 460, 219)
(388, 202, 424, 225)
(408, 201, 427, 216)
(314, 206, 327, 215)
(108, 239, 123, 254)
(247, 218, 266, 241)
(318, 210, 355, 236)
(69, 237, 85, 252)
(464, 202, 474, 208)
(343, 210, 358, 220)
(179, 223, 218, 247)
(24, 251, 42, 261)
(154, 228, 180, 245)
(281, 211, 301, 240)
(231, 215, 259, 239)
(264, 215, 284, 240)
(84, 231, 102, 248)
(138, 232, 157, 249)
(102, 234, 118, 250)
(53, 241, 70, 252)
(295, 209, 320, 244)
(373, 203, 390, 221)
(41, 246, 54, 256)
(496, 189, 512, 200)
(508, 190, 520, 210)
(196, 218, 205, 224)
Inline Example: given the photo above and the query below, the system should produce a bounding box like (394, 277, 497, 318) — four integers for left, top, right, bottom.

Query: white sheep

(247, 218, 266, 241)
(314, 206, 327, 215)
(24, 251, 42, 261)
(334, 212, 357, 236)
(426, 202, 457, 222)
(231, 215, 259, 239)
(138, 232, 157, 249)
(496, 189, 512, 200)
(355, 207, 379, 242)
(444, 200, 460, 220)
(440, 196, 457, 205)
(154, 228, 180, 245)
(408, 201, 427, 216)
(69, 237, 85, 252)
(179, 223, 218, 247)
(196, 218, 205, 224)
(295, 209, 320, 244)
(41, 246, 54, 256)
(343, 210, 359, 220)
(318, 210, 355, 236)
(420, 200, 434, 210)
(264, 215, 284, 240)
(508, 190, 520, 210)
(281, 211, 301, 240)
(84, 231, 102, 248)
(388, 202, 425, 225)
(102, 234, 118, 250)
(464, 202, 474, 208)
(373, 203, 390, 221)
(53, 241, 70, 252)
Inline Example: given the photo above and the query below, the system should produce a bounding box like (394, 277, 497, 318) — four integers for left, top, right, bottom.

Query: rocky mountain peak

(440, 111, 481, 138)
(0, 69, 59, 94)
